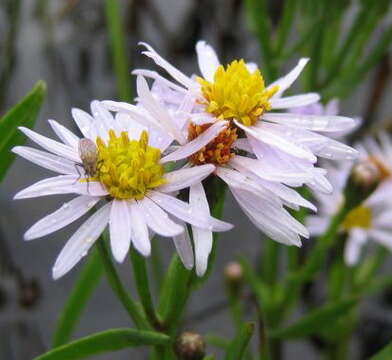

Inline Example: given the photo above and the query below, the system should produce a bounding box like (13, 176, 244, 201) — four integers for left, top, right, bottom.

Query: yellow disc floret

(95, 130, 165, 200)
(197, 59, 278, 126)
(342, 206, 372, 231)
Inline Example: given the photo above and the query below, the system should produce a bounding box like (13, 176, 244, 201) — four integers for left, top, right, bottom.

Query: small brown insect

(78, 138, 98, 178)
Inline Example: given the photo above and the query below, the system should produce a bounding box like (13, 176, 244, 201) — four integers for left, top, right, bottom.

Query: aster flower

(105, 75, 314, 254)
(131, 41, 358, 195)
(307, 132, 392, 266)
(13, 101, 232, 279)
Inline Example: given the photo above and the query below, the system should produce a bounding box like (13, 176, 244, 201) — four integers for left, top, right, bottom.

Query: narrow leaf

(270, 298, 358, 339)
(158, 255, 192, 332)
(0, 80, 46, 181)
(370, 341, 392, 360)
(52, 249, 103, 347)
(224, 322, 254, 360)
(36, 328, 170, 360)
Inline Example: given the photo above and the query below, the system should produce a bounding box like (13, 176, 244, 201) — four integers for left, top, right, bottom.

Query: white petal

(306, 216, 329, 236)
(262, 113, 357, 132)
(231, 188, 302, 246)
(129, 202, 151, 256)
(19, 127, 80, 163)
(173, 223, 194, 270)
(52, 202, 111, 279)
(246, 62, 258, 72)
(159, 164, 215, 193)
(344, 228, 367, 266)
(325, 99, 339, 116)
(234, 121, 316, 162)
(14, 175, 79, 199)
(110, 200, 132, 263)
(190, 183, 213, 276)
(71, 181, 109, 197)
(139, 42, 195, 89)
(161, 121, 228, 163)
(369, 229, 392, 251)
(190, 113, 216, 125)
(196, 40, 220, 82)
(137, 76, 186, 144)
(48, 120, 80, 149)
(132, 69, 188, 93)
(148, 191, 233, 232)
(90, 100, 119, 135)
(139, 197, 183, 237)
(270, 93, 320, 109)
(12, 146, 77, 174)
(25, 196, 100, 240)
(72, 108, 95, 138)
(269, 58, 309, 98)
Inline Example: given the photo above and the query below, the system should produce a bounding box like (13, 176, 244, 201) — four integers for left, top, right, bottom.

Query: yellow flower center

(342, 206, 372, 231)
(94, 130, 166, 200)
(188, 122, 238, 165)
(197, 59, 278, 126)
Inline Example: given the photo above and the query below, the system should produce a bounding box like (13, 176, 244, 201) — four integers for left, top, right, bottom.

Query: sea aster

(131, 41, 358, 194)
(13, 101, 232, 279)
(307, 132, 392, 266)
(105, 76, 314, 253)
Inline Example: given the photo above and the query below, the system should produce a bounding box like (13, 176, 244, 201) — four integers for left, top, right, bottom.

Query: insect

(75, 138, 100, 194)
(78, 138, 98, 178)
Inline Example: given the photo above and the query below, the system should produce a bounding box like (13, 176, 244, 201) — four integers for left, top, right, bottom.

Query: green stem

(262, 238, 280, 285)
(130, 248, 162, 330)
(96, 237, 149, 329)
(104, 0, 132, 102)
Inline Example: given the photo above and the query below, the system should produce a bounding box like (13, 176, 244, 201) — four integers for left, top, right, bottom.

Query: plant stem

(130, 248, 162, 330)
(262, 238, 280, 285)
(96, 237, 149, 329)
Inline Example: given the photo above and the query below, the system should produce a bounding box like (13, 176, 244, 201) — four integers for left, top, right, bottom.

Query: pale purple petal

(268, 58, 309, 98)
(52, 202, 111, 279)
(129, 201, 151, 256)
(12, 146, 77, 175)
(270, 93, 320, 109)
(149, 191, 233, 232)
(18, 127, 80, 163)
(344, 228, 367, 266)
(190, 182, 213, 276)
(161, 121, 228, 163)
(196, 40, 220, 82)
(139, 197, 183, 237)
(48, 120, 80, 149)
(110, 199, 132, 263)
(173, 223, 194, 270)
(71, 108, 95, 139)
(158, 164, 215, 193)
(25, 196, 100, 240)
(132, 69, 188, 93)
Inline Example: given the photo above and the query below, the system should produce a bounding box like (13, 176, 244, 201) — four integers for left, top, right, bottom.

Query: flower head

(13, 101, 232, 279)
(307, 132, 392, 266)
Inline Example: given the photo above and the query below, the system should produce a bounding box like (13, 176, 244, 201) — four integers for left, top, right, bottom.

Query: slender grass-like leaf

(104, 0, 132, 101)
(370, 341, 392, 360)
(224, 322, 254, 360)
(270, 298, 358, 339)
(0, 80, 46, 181)
(158, 255, 192, 332)
(130, 248, 162, 329)
(52, 249, 103, 347)
(36, 328, 170, 360)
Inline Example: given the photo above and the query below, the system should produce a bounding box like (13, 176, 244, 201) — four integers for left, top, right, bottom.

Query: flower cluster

(14, 41, 359, 279)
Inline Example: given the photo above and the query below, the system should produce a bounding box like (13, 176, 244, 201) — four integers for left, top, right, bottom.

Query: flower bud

(174, 332, 206, 360)
(224, 261, 243, 295)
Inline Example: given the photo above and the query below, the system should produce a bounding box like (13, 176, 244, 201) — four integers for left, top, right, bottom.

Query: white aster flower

(13, 101, 232, 279)
(131, 40, 358, 195)
(105, 75, 313, 252)
(307, 132, 392, 266)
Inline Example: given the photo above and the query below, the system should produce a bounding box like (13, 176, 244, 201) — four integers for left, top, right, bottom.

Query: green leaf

(158, 255, 192, 332)
(224, 322, 254, 360)
(52, 249, 103, 347)
(370, 341, 392, 360)
(270, 298, 358, 339)
(35, 328, 170, 360)
(0, 80, 46, 182)
(130, 248, 161, 329)
(104, 0, 132, 101)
